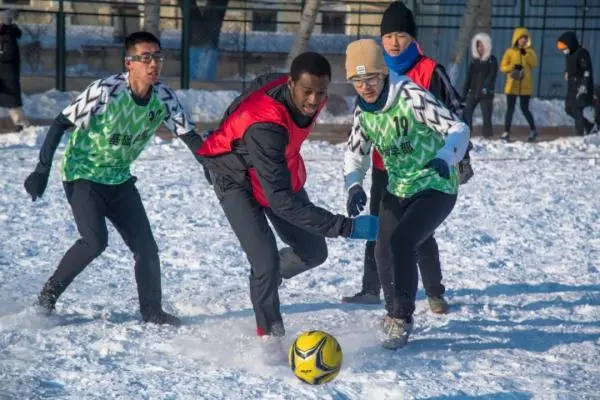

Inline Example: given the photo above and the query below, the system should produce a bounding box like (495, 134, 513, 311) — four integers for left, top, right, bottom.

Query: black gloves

(346, 185, 367, 217)
(24, 171, 49, 201)
(425, 158, 450, 179)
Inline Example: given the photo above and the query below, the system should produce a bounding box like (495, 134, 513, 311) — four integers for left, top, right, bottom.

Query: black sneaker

(35, 277, 65, 315)
(341, 290, 382, 304)
(143, 310, 181, 327)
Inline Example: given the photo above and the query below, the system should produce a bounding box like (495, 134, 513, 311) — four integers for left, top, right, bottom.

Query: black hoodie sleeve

(429, 65, 464, 116)
(578, 48, 594, 90)
(244, 123, 352, 238)
(34, 114, 75, 174)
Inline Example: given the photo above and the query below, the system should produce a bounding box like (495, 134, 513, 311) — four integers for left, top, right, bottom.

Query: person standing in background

(500, 27, 538, 142)
(0, 9, 29, 131)
(463, 32, 498, 138)
(557, 31, 596, 136)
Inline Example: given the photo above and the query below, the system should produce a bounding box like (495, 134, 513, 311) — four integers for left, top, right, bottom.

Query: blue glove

(425, 158, 450, 179)
(349, 215, 379, 241)
(346, 185, 367, 217)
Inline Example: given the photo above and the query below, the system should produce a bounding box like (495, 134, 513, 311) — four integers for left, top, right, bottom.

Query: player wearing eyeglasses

(23, 31, 205, 326)
(344, 39, 469, 349)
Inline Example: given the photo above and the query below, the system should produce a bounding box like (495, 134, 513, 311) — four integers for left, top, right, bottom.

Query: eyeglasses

(349, 74, 382, 88)
(125, 52, 165, 64)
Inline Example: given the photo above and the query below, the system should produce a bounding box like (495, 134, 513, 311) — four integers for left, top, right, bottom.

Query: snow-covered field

(1, 127, 599, 399)
(0, 88, 593, 128)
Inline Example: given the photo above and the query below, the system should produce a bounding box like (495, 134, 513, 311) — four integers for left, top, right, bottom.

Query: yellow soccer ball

(288, 330, 343, 385)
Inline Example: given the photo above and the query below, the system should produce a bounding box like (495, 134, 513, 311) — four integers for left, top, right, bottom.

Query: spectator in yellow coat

(500, 27, 538, 142)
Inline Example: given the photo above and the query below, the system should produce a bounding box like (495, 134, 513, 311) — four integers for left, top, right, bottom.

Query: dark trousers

(48, 178, 162, 317)
(565, 103, 594, 136)
(214, 178, 327, 334)
(375, 190, 457, 320)
(505, 94, 536, 132)
(463, 95, 494, 137)
(361, 168, 445, 298)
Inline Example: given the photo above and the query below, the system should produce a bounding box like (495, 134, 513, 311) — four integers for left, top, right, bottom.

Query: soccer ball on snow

(288, 330, 343, 385)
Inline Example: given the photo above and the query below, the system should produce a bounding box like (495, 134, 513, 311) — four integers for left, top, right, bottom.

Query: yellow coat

(500, 27, 538, 96)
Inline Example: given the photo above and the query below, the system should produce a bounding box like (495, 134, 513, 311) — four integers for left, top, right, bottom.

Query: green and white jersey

(344, 73, 470, 198)
(60, 73, 194, 184)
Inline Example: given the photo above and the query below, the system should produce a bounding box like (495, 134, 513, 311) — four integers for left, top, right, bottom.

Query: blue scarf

(383, 41, 420, 75)
(357, 76, 390, 112)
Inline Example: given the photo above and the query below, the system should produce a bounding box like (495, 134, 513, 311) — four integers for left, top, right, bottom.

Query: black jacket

(202, 74, 351, 238)
(429, 64, 464, 115)
(463, 56, 498, 100)
(558, 31, 594, 107)
(0, 23, 23, 108)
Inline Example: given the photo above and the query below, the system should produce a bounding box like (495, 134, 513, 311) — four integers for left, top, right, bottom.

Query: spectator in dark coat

(0, 10, 29, 131)
(557, 31, 596, 136)
(462, 32, 498, 138)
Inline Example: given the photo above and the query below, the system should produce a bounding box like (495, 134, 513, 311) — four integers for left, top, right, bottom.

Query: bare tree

(285, 0, 322, 70)
(447, 0, 492, 86)
(144, 0, 162, 38)
(178, 0, 229, 80)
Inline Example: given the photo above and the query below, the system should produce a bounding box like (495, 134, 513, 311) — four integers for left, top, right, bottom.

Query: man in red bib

(197, 52, 378, 337)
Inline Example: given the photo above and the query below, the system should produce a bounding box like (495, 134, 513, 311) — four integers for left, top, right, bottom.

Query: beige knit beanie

(345, 39, 388, 80)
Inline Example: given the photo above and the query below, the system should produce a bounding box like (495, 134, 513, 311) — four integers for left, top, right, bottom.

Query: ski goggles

(125, 51, 165, 64)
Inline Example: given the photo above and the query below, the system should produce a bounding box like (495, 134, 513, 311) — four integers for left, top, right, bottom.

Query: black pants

(361, 168, 445, 298)
(565, 103, 594, 136)
(505, 94, 536, 133)
(214, 177, 327, 334)
(375, 190, 457, 320)
(463, 95, 494, 137)
(48, 178, 162, 317)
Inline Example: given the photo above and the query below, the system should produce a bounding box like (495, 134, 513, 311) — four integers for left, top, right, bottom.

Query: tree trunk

(143, 0, 161, 39)
(177, 0, 229, 80)
(285, 0, 322, 70)
(447, 0, 492, 87)
(476, 0, 492, 34)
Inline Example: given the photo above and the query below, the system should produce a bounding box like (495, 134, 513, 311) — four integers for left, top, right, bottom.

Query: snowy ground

(1, 128, 599, 399)
(0, 89, 594, 128)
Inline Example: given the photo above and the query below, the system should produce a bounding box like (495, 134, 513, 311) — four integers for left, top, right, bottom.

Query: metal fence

(1, 0, 599, 98)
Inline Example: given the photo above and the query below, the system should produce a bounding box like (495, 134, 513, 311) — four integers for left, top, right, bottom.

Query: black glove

(510, 69, 524, 81)
(425, 158, 450, 179)
(513, 64, 523, 71)
(520, 48, 527, 55)
(24, 171, 49, 201)
(346, 185, 367, 217)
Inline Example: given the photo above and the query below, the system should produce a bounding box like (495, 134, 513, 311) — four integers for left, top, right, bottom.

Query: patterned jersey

(60, 73, 194, 184)
(345, 73, 470, 198)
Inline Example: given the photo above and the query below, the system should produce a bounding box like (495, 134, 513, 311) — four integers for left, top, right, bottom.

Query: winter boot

(380, 316, 413, 350)
(427, 295, 450, 314)
(500, 131, 510, 143)
(36, 277, 67, 315)
(142, 310, 181, 327)
(528, 130, 538, 142)
(341, 290, 382, 304)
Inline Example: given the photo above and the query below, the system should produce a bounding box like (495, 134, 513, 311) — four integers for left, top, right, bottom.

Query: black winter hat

(380, 1, 416, 38)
